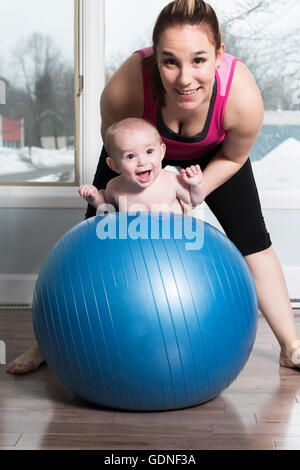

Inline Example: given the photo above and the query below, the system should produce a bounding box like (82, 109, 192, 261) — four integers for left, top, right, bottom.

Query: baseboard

(0, 274, 37, 305)
(283, 267, 300, 307)
(0, 267, 299, 307)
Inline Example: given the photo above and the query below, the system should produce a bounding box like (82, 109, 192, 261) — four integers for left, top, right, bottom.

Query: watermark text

(96, 202, 204, 251)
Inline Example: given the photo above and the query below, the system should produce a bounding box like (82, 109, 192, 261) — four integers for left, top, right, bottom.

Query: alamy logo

(96, 207, 204, 251)
(0, 80, 6, 105)
(0, 340, 6, 365)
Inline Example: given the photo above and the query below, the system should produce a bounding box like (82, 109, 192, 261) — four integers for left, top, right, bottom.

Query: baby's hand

(180, 165, 204, 187)
(78, 184, 99, 202)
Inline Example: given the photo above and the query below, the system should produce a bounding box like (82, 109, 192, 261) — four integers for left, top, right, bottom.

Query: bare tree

(220, 0, 300, 109)
(11, 32, 74, 149)
(52, 63, 75, 148)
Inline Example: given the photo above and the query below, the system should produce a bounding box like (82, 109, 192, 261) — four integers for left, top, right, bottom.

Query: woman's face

(156, 24, 224, 111)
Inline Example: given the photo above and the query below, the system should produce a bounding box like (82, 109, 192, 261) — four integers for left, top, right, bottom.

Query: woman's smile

(177, 87, 201, 95)
(176, 86, 202, 100)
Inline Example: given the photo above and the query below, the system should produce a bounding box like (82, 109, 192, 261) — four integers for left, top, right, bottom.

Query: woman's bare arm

(100, 52, 144, 140)
(203, 61, 264, 196)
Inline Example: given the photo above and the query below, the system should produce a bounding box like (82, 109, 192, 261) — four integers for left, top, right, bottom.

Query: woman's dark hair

(144, 0, 222, 106)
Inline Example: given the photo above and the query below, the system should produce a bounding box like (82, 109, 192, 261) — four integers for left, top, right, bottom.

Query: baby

(78, 117, 206, 214)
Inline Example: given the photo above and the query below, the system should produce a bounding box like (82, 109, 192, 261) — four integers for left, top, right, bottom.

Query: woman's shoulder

(223, 60, 264, 131)
(100, 52, 144, 135)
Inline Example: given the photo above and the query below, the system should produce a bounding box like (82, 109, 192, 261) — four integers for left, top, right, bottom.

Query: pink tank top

(136, 47, 241, 161)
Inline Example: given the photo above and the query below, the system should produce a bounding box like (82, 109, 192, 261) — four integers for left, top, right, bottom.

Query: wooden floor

(1, 309, 300, 450)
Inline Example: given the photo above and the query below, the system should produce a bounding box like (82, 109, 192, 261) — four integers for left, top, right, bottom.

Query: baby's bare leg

(6, 342, 45, 375)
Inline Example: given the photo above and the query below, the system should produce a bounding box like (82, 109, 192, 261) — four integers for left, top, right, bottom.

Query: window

(1, 1, 299, 208)
(105, 0, 300, 208)
(0, 0, 76, 186)
(231, 1, 300, 203)
(0, 0, 105, 208)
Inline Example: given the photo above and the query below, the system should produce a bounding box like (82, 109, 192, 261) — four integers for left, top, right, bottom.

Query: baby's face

(111, 125, 166, 189)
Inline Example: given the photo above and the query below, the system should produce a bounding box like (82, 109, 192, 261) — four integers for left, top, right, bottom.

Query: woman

(7, 0, 300, 374)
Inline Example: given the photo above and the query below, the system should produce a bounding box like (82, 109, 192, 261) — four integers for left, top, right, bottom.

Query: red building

(0, 116, 24, 148)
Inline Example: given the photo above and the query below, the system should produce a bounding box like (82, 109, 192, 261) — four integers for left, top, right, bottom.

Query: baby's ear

(160, 143, 166, 160)
(106, 156, 121, 174)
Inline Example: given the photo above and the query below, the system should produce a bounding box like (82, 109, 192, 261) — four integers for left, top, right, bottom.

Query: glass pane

(252, 111, 300, 190)
(105, 0, 167, 81)
(0, 0, 75, 184)
(105, 0, 300, 191)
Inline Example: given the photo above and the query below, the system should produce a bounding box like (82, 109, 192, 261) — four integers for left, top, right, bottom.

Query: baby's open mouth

(136, 169, 152, 182)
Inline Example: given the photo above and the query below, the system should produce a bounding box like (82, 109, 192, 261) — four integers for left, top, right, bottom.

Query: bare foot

(6, 343, 45, 375)
(280, 340, 300, 369)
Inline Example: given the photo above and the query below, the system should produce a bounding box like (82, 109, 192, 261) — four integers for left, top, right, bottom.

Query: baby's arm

(78, 185, 107, 208)
(175, 165, 206, 205)
(79, 177, 121, 211)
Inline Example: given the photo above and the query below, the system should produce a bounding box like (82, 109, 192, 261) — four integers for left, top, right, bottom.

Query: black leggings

(85, 145, 271, 256)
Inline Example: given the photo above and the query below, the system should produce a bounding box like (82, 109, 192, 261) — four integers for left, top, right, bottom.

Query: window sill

(0, 185, 86, 208)
(258, 188, 300, 210)
(1, 186, 299, 210)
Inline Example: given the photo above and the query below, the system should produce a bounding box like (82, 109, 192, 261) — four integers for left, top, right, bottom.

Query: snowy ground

(251, 138, 300, 189)
(0, 138, 299, 188)
(0, 146, 75, 182)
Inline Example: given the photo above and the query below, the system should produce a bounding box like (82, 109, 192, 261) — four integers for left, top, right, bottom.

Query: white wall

(198, 204, 300, 303)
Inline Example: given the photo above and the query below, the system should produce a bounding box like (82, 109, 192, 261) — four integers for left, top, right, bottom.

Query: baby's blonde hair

(105, 117, 162, 157)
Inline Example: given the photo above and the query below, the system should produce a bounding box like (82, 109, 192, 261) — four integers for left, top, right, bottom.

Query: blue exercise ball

(32, 213, 258, 411)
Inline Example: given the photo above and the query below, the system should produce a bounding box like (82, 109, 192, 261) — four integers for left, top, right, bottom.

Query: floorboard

(1, 309, 300, 450)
